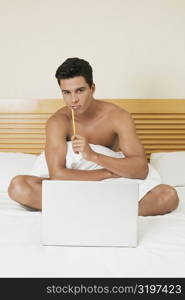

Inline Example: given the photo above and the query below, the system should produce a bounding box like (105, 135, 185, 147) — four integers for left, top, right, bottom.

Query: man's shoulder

(46, 107, 70, 128)
(98, 100, 130, 118)
(98, 101, 134, 132)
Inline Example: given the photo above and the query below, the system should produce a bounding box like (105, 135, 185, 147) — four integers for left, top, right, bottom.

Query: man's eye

(63, 91, 69, 95)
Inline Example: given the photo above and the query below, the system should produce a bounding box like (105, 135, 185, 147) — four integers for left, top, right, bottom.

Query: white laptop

(42, 180, 139, 247)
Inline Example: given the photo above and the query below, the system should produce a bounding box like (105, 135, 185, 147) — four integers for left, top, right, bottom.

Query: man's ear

(91, 83, 95, 94)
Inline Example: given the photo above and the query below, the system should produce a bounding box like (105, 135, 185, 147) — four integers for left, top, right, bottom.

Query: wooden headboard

(0, 99, 185, 160)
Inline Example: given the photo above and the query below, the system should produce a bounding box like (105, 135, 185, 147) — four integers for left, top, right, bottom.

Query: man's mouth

(71, 105, 81, 110)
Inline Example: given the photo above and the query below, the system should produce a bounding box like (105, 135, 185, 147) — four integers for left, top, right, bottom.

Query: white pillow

(150, 151, 185, 187)
(0, 152, 37, 192)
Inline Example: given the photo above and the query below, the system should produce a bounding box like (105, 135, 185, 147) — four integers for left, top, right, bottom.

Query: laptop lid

(42, 180, 138, 247)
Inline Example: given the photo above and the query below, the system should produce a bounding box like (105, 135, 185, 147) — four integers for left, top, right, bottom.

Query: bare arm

(89, 109, 148, 179)
(45, 114, 116, 181)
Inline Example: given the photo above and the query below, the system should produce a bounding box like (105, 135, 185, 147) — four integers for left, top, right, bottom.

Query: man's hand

(71, 135, 123, 179)
(71, 135, 96, 161)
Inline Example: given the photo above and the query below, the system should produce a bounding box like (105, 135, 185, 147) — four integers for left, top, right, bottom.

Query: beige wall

(0, 0, 185, 99)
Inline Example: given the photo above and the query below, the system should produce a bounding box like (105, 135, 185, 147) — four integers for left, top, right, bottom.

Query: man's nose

(71, 93, 79, 103)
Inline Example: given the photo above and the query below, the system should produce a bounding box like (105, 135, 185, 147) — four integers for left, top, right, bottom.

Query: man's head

(55, 58, 95, 114)
(55, 57, 93, 87)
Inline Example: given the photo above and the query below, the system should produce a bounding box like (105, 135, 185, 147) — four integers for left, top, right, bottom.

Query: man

(8, 58, 179, 215)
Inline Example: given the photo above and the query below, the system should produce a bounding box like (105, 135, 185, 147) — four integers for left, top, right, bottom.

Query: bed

(0, 98, 185, 277)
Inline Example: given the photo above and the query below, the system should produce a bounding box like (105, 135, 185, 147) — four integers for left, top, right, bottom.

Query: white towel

(29, 141, 161, 200)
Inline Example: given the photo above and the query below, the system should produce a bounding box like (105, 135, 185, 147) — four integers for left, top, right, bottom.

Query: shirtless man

(8, 57, 179, 215)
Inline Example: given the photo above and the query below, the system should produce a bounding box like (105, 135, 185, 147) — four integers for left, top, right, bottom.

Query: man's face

(60, 76, 95, 114)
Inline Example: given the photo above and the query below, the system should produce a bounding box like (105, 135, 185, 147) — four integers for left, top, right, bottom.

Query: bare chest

(67, 118, 118, 150)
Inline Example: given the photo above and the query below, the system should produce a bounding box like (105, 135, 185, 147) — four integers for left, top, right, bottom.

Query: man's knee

(157, 184, 179, 212)
(8, 175, 31, 203)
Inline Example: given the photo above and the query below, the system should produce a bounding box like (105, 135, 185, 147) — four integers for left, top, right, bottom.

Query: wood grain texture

(0, 99, 185, 160)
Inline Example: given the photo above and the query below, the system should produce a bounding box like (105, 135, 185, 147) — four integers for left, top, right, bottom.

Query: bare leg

(139, 184, 179, 216)
(8, 175, 50, 211)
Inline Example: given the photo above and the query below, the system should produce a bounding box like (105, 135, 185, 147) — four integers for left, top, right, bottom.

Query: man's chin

(75, 108, 85, 114)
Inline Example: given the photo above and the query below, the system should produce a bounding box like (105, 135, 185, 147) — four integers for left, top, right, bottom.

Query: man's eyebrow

(62, 86, 86, 92)
(76, 86, 86, 90)
(61, 89, 70, 92)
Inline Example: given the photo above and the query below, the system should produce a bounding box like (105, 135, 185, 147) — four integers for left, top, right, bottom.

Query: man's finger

(72, 139, 82, 145)
(71, 134, 83, 140)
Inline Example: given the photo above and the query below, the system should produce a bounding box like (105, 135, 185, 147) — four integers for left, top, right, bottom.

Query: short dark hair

(55, 57, 93, 87)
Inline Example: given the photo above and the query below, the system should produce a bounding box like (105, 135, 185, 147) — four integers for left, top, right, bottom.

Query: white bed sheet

(0, 188, 185, 278)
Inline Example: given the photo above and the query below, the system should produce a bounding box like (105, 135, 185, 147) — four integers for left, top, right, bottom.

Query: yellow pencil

(71, 108, 76, 135)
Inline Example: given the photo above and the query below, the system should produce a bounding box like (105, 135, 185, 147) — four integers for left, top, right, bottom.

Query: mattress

(0, 188, 185, 278)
